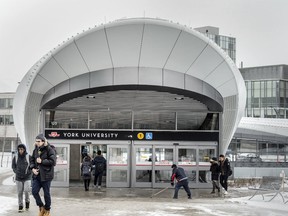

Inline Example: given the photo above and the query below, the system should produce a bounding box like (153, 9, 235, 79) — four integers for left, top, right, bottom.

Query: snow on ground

(1, 167, 288, 216)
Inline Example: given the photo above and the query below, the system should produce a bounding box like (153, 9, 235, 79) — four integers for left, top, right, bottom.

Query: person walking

(219, 154, 231, 195)
(170, 164, 192, 199)
(81, 155, 93, 191)
(92, 150, 106, 189)
(30, 134, 56, 216)
(209, 157, 220, 194)
(12, 143, 32, 212)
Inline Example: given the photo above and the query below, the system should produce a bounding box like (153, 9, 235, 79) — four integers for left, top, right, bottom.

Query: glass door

(52, 144, 70, 187)
(134, 146, 153, 187)
(106, 145, 130, 187)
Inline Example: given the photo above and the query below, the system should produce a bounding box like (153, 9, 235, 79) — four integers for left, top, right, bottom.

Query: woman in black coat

(81, 155, 93, 191)
(209, 157, 220, 193)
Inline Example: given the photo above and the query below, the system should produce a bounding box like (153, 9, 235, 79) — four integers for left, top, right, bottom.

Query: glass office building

(195, 26, 236, 63)
(229, 65, 288, 168)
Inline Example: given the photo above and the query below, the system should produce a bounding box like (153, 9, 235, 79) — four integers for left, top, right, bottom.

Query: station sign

(45, 129, 219, 141)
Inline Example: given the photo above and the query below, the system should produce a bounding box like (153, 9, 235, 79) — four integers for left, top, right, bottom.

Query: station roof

(13, 18, 246, 152)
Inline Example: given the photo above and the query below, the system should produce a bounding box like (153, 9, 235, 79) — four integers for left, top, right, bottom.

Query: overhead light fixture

(86, 95, 95, 99)
(174, 97, 184, 100)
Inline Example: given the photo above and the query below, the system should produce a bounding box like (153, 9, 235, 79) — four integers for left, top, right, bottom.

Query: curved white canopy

(13, 18, 246, 153)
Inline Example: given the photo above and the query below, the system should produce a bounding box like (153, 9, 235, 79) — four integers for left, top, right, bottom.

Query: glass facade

(245, 80, 288, 118)
(228, 138, 288, 163)
(205, 34, 236, 63)
(45, 110, 219, 131)
(0, 98, 13, 109)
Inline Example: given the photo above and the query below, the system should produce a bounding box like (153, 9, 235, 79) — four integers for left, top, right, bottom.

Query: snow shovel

(150, 186, 170, 198)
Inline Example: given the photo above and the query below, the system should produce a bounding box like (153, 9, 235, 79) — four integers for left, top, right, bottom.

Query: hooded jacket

(30, 142, 56, 181)
(12, 144, 32, 181)
(171, 166, 188, 182)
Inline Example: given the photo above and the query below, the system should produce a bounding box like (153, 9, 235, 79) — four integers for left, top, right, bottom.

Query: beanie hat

(36, 133, 46, 141)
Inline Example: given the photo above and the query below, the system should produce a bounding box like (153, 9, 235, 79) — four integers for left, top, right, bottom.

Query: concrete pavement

(1, 170, 288, 216)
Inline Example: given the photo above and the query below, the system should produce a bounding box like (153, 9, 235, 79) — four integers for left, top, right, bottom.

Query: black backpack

(95, 163, 104, 172)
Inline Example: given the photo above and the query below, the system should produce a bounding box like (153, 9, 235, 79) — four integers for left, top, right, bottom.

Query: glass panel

(55, 146, 68, 165)
(109, 148, 127, 165)
(199, 170, 210, 183)
(199, 149, 215, 165)
(154, 170, 170, 183)
(136, 170, 151, 182)
(187, 170, 197, 184)
(45, 110, 88, 129)
(178, 148, 196, 166)
(89, 111, 131, 129)
(134, 111, 175, 130)
(155, 148, 173, 166)
(109, 170, 127, 182)
(135, 147, 152, 165)
(177, 112, 207, 130)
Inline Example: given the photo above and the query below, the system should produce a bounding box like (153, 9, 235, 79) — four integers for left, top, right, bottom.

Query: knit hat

(210, 157, 218, 162)
(36, 133, 46, 141)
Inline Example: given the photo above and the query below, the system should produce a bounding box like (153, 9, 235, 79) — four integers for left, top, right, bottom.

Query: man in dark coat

(209, 157, 220, 194)
(92, 150, 106, 189)
(170, 164, 191, 199)
(30, 134, 56, 216)
(219, 154, 231, 195)
(12, 143, 32, 212)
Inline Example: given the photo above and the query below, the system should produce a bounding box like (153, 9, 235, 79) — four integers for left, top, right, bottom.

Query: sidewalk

(1, 169, 288, 215)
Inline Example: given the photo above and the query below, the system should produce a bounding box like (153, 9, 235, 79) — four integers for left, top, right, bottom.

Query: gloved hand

(170, 182, 174, 186)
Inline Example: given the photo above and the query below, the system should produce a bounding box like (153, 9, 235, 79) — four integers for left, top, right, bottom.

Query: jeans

(220, 174, 228, 191)
(32, 175, 52, 210)
(94, 171, 104, 186)
(173, 180, 191, 199)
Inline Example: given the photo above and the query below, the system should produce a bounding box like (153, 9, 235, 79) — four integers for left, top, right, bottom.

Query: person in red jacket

(170, 164, 191, 199)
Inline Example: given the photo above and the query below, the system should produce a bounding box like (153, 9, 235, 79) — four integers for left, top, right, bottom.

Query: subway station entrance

(48, 130, 219, 189)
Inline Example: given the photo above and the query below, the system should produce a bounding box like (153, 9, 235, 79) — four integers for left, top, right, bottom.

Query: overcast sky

(1, 0, 288, 92)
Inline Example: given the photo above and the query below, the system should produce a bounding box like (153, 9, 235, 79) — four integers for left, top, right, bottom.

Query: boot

(25, 202, 30, 210)
(43, 209, 51, 216)
(210, 190, 215, 194)
(38, 206, 45, 216)
(18, 206, 24, 212)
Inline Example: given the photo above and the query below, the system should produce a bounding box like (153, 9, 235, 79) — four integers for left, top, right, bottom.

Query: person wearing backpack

(81, 155, 92, 191)
(92, 150, 106, 189)
(30, 134, 56, 216)
(219, 154, 231, 195)
(12, 143, 32, 212)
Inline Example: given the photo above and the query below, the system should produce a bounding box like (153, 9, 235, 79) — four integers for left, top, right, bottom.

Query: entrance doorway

(132, 143, 217, 188)
(80, 144, 107, 187)
(52, 144, 70, 187)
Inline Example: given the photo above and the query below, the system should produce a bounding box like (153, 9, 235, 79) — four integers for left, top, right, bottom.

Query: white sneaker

(224, 190, 228, 195)
(98, 186, 101, 189)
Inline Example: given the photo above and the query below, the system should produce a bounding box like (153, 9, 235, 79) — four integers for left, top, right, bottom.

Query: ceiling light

(174, 97, 184, 100)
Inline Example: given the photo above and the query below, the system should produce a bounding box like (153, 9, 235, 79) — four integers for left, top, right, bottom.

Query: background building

(195, 26, 236, 63)
(229, 65, 288, 177)
(0, 92, 18, 167)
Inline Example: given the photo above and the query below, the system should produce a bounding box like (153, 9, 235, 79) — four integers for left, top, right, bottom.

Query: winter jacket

(210, 162, 220, 181)
(81, 156, 93, 180)
(30, 143, 56, 181)
(171, 167, 188, 182)
(220, 158, 231, 176)
(92, 155, 106, 172)
(12, 144, 32, 181)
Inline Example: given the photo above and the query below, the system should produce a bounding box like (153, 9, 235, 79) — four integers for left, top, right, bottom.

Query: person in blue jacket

(170, 164, 192, 199)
